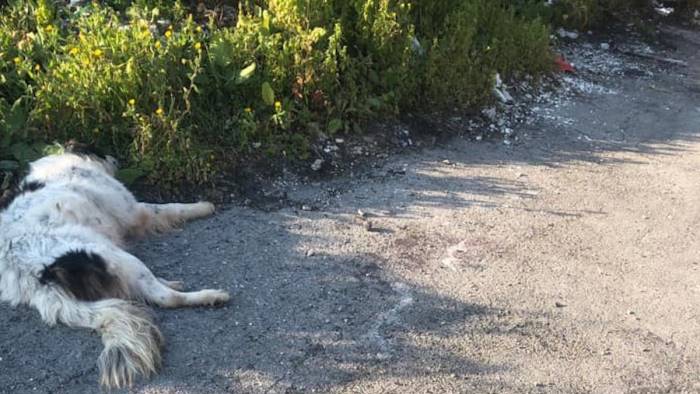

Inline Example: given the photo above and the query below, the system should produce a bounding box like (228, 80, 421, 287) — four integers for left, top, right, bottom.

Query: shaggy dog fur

(0, 152, 230, 388)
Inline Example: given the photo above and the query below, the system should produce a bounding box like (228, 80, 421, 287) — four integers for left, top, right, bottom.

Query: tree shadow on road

(0, 209, 535, 393)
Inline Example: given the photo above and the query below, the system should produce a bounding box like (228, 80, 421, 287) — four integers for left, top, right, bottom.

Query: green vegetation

(0, 0, 694, 187)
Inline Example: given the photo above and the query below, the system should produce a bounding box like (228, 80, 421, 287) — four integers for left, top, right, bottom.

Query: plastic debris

(555, 56, 575, 73)
(654, 6, 674, 17)
(410, 36, 425, 56)
(557, 28, 579, 40)
(493, 73, 514, 104)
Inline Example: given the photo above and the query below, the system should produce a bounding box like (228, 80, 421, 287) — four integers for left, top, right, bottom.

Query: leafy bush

(1, 0, 554, 186)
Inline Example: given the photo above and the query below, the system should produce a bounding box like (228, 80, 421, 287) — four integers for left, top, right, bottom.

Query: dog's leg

(130, 202, 215, 236)
(107, 249, 230, 308)
(157, 277, 185, 291)
(142, 280, 230, 308)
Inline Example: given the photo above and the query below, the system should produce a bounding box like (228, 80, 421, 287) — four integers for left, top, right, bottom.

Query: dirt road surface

(1, 27, 699, 394)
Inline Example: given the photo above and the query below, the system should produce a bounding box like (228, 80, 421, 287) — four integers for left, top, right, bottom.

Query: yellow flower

(13, 56, 21, 64)
(196, 26, 203, 33)
(44, 25, 54, 33)
(92, 48, 103, 58)
(34, 64, 40, 71)
(274, 101, 282, 111)
(244, 107, 252, 113)
(155, 41, 161, 49)
(194, 42, 201, 51)
(164, 30, 172, 39)
(155, 107, 164, 116)
(128, 98, 136, 106)
(69, 47, 79, 56)
(181, 58, 187, 65)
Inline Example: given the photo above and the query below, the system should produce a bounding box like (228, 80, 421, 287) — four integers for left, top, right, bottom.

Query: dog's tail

(37, 295, 163, 388)
(36, 249, 162, 388)
(90, 299, 163, 388)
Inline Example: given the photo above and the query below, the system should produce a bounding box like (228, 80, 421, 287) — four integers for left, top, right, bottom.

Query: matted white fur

(0, 153, 230, 388)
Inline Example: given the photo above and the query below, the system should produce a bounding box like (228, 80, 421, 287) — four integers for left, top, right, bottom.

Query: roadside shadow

(131, 221, 513, 393)
(0, 208, 532, 393)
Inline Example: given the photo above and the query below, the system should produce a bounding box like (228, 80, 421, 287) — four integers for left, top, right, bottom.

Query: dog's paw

(201, 289, 230, 306)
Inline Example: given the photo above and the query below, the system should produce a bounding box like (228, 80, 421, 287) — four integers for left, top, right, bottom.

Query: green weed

(1, 0, 555, 186)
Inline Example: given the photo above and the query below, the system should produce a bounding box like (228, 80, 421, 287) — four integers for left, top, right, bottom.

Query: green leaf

(238, 63, 256, 83)
(368, 70, 380, 85)
(367, 97, 382, 110)
(10, 142, 41, 163)
(116, 167, 146, 186)
(42, 143, 64, 156)
(1, 172, 12, 190)
(328, 118, 343, 134)
(209, 38, 234, 68)
(5, 98, 28, 134)
(262, 10, 271, 31)
(261, 82, 275, 106)
(0, 160, 19, 171)
(1, 129, 11, 150)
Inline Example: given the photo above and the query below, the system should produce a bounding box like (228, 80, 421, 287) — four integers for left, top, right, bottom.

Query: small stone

(555, 302, 566, 308)
(335, 138, 345, 144)
(482, 107, 497, 120)
(357, 209, 367, 218)
(376, 352, 390, 360)
(301, 205, 312, 211)
(306, 250, 315, 257)
(311, 159, 324, 171)
(600, 43, 610, 50)
(442, 159, 452, 165)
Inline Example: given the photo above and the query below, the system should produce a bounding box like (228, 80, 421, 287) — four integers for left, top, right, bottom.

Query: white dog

(0, 151, 230, 388)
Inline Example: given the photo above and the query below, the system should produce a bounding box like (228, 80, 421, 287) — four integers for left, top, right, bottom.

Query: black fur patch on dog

(20, 180, 45, 193)
(0, 181, 45, 211)
(39, 250, 125, 301)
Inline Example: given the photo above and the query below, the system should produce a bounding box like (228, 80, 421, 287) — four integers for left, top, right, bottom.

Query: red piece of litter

(555, 55, 575, 73)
